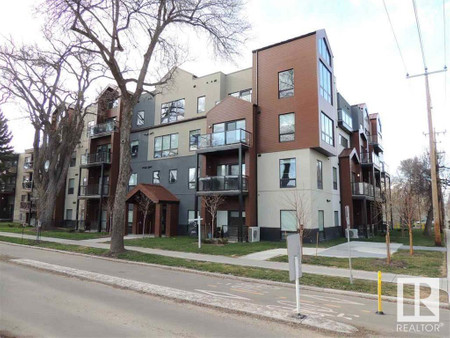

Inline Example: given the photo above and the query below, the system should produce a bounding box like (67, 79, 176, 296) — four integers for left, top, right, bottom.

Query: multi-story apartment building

(13, 149, 36, 224)
(0, 154, 18, 221)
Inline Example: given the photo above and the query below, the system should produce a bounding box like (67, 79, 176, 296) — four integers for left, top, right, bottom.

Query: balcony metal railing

(360, 152, 381, 168)
(381, 161, 389, 174)
(375, 187, 382, 200)
(23, 162, 33, 170)
(197, 129, 251, 150)
(22, 181, 33, 190)
(351, 182, 374, 197)
(81, 152, 111, 166)
(198, 175, 248, 192)
(0, 184, 15, 193)
(87, 120, 118, 138)
(79, 184, 109, 196)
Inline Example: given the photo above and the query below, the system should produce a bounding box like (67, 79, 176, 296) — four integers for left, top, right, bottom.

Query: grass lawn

(123, 236, 287, 256)
(1, 235, 445, 300)
(269, 249, 446, 278)
(0, 222, 109, 240)
(358, 229, 436, 247)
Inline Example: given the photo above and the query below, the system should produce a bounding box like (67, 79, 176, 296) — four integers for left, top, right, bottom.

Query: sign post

(287, 233, 305, 319)
(345, 205, 353, 284)
(189, 216, 203, 249)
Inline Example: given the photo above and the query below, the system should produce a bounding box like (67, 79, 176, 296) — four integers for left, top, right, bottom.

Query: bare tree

(44, 0, 250, 254)
(285, 190, 311, 259)
(0, 39, 100, 228)
(134, 192, 153, 238)
(203, 194, 224, 239)
(393, 181, 416, 255)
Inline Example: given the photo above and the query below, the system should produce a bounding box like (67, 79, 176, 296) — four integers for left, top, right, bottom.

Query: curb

(1, 240, 449, 309)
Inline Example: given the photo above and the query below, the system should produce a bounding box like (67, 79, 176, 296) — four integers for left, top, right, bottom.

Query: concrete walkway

(241, 247, 326, 260)
(1, 231, 447, 292)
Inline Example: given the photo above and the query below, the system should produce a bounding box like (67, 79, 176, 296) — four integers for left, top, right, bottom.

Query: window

(66, 209, 73, 220)
(137, 111, 145, 126)
(278, 69, 294, 98)
(280, 210, 297, 232)
(339, 134, 349, 148)
(68, 178, 75, 195)
(154, 133, 178, 158)
(188, 168, 197, 190)
(319, 61, 332, 103)
(229, 89, 252, 102)
(161, 98, 185, 124)
(189, 129, 201, 151)
(188, 210, 199, 223)
(340, 109, 352, 128)
(152, 171, 160, 184)
(334, 211, 339, 227)
(333, 167, 338, 190)
(377, 119, 382, 133)
(318, 210, 324, 231)
(131, 140, 139, 157)
(129, 173, 137, 187)
(70, 152, 76, 167)
(318, 38, 331, 66)
(279, 158, 296, 188)
(321, 112, 334, 146)
(279, 113, 295, 142)
(212, 119, 246, 146)
(197, 96, 205, 114)
(169, 169, 177, 184)
(108, 98, 119, 109)
(317, 160, 323, 189)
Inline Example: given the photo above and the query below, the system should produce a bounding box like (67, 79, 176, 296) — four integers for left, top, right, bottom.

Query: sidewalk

(0, 231, 447, 292)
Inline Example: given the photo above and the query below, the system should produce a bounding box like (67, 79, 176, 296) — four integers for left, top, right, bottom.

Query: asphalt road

(1, 243, 449, 337)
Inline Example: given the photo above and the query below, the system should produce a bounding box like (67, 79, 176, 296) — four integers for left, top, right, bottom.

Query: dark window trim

(279, 158, 296, 188)
(278, 112, 295, 142)
(317, 160, 323, 190)
(168, 169, 177, 184)
(152, 170, 160, 184)
(154, 133, 179, 158)
(333, 167, 338, 190)
(278, 69, 294, 99)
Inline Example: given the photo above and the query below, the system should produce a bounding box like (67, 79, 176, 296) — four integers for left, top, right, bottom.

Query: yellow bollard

(376, 271, 384, 314)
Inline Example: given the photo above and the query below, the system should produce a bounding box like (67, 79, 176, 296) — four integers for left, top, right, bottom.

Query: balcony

(196, 129, 251, 153)
(375, 186, 382, 201)
(381, 162, 389, 175)
(0, 184, 15, 193)
(87, 120, 118, 138)
(81, 152, 111, 167)
(22, 181, 33, 190)
(338, 109, 353, 133)
(23, 162, 33, 171)
(352, 182, 374, 198)
(360, 152, 381, 169)
(369, 133, 383, 152)
(20, 201, 36, 211)
(197, 175, 248, 195)
(79, 184, 109, 198)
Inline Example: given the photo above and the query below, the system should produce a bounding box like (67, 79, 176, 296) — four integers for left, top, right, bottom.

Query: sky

(0, 0, 448, 174)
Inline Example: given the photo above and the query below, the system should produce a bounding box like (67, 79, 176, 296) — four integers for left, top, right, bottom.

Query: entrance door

(228, 211, 246, 240)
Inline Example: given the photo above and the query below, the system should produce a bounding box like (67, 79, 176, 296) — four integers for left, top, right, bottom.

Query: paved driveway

(318, 241, 403, 258)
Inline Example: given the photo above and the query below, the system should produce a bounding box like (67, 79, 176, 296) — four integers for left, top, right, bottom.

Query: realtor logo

(397, 277, 440, 323)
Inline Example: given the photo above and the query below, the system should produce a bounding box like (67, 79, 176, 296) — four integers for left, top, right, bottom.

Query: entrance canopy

(126, 184, 179, 204)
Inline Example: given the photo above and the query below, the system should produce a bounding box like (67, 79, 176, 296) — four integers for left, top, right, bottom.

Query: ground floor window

(334, 210, 339, 227)
(280, 210, 297, 239)
(66, 209, 73, 220)
(318, 210, 325, 239)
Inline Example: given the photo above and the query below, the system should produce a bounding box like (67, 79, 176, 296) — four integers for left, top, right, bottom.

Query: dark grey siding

(132, 93, 155, 129)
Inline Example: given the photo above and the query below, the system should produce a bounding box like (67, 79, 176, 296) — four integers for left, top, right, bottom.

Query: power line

(444, 0, 447, 68)
(383, 0, 409, 75)
(412, 0, 428, 70)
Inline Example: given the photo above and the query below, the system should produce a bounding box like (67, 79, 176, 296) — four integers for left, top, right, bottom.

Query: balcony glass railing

(351, 182, 374, 197)
(198, 175, 248, 192)
(87, 120, 118, 138)
(372, 153, 381, 167)
(79, 184, 109, 196)
(369, 133, 383, 147)
(197, 129, 251, 150)
(360, 152, 381, 168)
(81, 152, 111, 166)
(375, 187, 382, 200)
(338, 109, 353, 131)
(22, 181, 33, 189)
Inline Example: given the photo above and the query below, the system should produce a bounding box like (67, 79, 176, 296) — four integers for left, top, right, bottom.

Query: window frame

(160, 98, 185, 124)
(152, 170, 160, 184)
(131, 140, 139, 158)
(279, 158, 296, 188)
(318, 38, 331, 67)
(189, 129, 201, 151)
(334, 210, 339, 227)
(136, 110, 145, 126)
(321, 112, 334, 146)
(278, 69, 294, 99)
(279, 112, 295, 142)
(68, 178, 75, 195)
(154, 133, 179, 158)
(169, 169, 178, 184)
(333, 167, 338, 190)
(188, 167, 197, 190)
(339, 134, 349, 148)
(69, 152, 76, 167)
(317, 160, 323, 190)
(319, 61, 332, 104)
(129, 173, 137, 187)
(318, 210, 325, 232)
(280, 210, 297, 232)
(197, 96, 206, 114)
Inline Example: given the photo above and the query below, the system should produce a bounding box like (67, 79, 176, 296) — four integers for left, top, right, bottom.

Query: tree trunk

(37, 182, 58, 230)
(386, 227, 391, 265)
(423, 206, 433, 237)
(110, 102, 132, 255)
(408, 223, 414, 256)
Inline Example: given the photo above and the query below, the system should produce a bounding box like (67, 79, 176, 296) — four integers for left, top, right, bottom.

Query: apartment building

(13, 149, 36, 224)
(0, 154, 18, 221)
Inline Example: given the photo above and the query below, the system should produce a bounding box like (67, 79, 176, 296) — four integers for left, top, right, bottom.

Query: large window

(136, 111, 145, 126)
(318, 38, 331, 66)
(333, 167, 338, 190)
(189, 129, 201, 151)
(279, 158, 296, 188)
(279, 113, 295, 142)
(154, 133, 178, 158)
(197, 96, 205, 114)
(152, 171, 160, 184)
(131, 140, 139, 157)
(229, 89, 252, 102)
(68, 178, 75, 195)
(340, 108, 352, 128)
(317, 160, 323, 189)
(169, 169, 177, 184)
(319, 61, 332, 103)
(161, 98, 185, 124)
(280, 210, 297, 232)
(339, 134, 349, 148)
(321, 112, 334, 146)
(278, 69, 294, 98)
(188, 168, 197, 190)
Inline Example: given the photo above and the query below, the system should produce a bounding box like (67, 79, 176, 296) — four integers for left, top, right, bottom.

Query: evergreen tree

(0, 111, 14, 176)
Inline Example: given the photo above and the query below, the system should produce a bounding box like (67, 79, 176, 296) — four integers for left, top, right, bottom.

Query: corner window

(169, 169, 177, 184)
(137, 111, 145, 126)
(279, 113, 295, 142)
(319, 61, 332, 104)
(189, 129, 201, 151)
(333, 167, 338, 190)
(188, 168, 197, 190)
(280, 210, 297, 232)
(152, 171, 160, 184)
(317, 160, 323, 189)
(161, 98, 185, 124)
(318, 38, 331, 66)
(321, 112, 334, 146)
(154, 133, 178, 158)
(131, 140, 139, 158)
(278, 69, 294, 98)
(279, 158, 296, 188)
(68, 178, 75, 195)
(197, 96, 205, 114)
